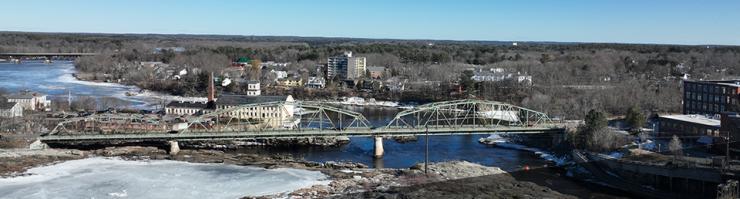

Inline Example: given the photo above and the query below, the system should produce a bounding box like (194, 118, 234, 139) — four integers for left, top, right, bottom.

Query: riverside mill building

(165, 73, 296, 128)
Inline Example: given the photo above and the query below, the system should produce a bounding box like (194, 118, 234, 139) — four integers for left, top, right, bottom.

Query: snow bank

(640, 140, 656, 151)
(0, 157, 330, 199)
(56, 65, 138, 88)
(478, 134, 507, 145)
(326, 97, 402, 108)
(607, 152, 624, 159)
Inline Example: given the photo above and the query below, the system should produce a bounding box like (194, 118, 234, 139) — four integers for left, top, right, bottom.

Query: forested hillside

(2, 31, 739, 119)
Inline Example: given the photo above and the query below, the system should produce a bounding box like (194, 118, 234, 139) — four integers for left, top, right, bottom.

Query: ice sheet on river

(0, 157, 330, 198)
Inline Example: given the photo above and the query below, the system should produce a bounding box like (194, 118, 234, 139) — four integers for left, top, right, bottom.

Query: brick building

(683, 80, 740, 115)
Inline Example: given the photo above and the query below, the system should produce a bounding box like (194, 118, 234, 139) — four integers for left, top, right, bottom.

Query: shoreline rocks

(392, 135, 418, 143)
(260, 136, 351, 147)
(0, 149, 86, 177)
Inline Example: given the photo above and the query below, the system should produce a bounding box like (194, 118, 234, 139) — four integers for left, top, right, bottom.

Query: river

(248, 106, 555, 171)
(0, 61, 200, 109)
(0, 61, 626, 198)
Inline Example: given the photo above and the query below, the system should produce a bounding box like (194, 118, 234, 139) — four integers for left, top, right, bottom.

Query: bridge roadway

(39, 125, 564, 142)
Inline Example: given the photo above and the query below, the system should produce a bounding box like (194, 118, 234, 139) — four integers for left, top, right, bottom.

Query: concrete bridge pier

(29, 139, 49, 150)
(374, 136, 384, 158)
(168, 140, 180, 155)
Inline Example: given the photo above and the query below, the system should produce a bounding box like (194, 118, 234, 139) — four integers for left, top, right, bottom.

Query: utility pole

(67, 90, 71, 111)
(727, 129, 731, 168)
(425, 125, 429, 175)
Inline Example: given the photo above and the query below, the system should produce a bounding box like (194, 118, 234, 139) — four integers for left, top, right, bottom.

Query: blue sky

(2, 0, 739, 45)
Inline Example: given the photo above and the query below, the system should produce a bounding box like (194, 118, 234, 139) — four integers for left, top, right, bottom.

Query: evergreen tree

(625, 106, 646, 133)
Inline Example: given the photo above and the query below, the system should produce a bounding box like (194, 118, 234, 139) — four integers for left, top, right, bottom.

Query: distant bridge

(39, 99, 566, 157)
(0, 52, 99, 57)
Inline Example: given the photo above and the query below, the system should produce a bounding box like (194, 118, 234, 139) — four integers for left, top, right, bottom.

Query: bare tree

(70, 96, 98, 111)
(250, 59, 262, 81)
(718, 180, 739, 199)
(669, 135, 683, 158)
(588, 128, 629, 152)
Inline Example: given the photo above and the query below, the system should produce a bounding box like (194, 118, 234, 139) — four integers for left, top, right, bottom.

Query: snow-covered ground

(0, 157, 330, 199)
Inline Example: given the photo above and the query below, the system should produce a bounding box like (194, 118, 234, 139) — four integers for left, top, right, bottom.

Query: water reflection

(238, 135, 549, 171)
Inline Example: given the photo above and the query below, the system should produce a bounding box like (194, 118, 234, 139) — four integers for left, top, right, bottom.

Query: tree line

(2, 32, 740, 119)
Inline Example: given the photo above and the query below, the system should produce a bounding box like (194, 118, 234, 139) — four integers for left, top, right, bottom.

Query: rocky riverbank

(179, 137, 352, 149)
(0, 147, 576, 198)
(0, 149, 86, 177)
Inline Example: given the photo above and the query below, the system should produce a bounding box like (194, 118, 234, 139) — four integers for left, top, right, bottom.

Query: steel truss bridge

(40, 99, 564, 143)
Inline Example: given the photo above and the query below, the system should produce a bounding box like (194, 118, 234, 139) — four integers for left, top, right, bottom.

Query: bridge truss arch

(181, 101, 372, 133)
(49, 113, 168, 135)
(384, 99, 552, 130)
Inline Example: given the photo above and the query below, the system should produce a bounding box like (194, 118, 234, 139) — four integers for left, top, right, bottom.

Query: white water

(0, 157, 330, 199)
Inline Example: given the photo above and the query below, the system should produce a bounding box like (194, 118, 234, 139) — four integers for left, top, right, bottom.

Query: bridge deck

(40, 126, 564, 142)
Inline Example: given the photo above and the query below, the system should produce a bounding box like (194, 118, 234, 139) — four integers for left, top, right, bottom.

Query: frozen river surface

(0, 61, 205, 108)
(0, 157, 330, 199)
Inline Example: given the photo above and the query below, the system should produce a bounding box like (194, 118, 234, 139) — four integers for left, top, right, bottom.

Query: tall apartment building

(326, 51, 366, 80)
(683, 80, 740, 115)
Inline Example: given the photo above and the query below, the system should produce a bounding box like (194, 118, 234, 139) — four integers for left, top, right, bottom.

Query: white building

(0, 102, 22, 118)
(470, 69, 533, 85)
(262, 61, 289, 68)
(271, 70, 288, 80)
(6, 92, 51, 111)
(246, 80, 261, 96)
(216, 95, 295, 128)
(165, 101, 210, 116)
(306, 77, 326, 88)
(516, 75, 533, 85)
(471, 72, 509, 82)
(221, 78, 232, 87)
(165, 95, 295, 128)
(347, 56, 367, 80)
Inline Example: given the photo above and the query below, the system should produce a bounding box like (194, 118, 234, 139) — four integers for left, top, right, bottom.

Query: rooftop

(659, 114, 721, 127)
(367, 66, 386, 72)
(685, 80, 740, 88)
(236, 57, 252, 63)
(6, 93, 45, 99)
(236, 79, 260, 84)
(217, 95, 288, 106)
(0, 102, 18, 110)
(166, 101, 209, 109)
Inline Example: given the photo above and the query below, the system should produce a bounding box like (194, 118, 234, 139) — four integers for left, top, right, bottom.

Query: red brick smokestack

(208, 72, 215, 102)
